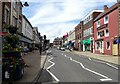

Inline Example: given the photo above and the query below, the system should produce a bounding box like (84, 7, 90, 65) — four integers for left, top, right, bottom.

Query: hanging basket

(3, 51, 21, 58)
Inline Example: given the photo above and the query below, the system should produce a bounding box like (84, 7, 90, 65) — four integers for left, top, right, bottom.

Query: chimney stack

(104, 5, 108, 11)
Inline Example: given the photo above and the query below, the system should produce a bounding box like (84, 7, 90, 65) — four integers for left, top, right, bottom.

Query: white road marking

(64, 55, 66, 57)
(70, 58, 112, 81)
(106, 63, 118, 70)
(70, 57, 72, 60)
(72, 59, 81, 64)
(47, 57, 55, 69)
(46, 57, 59, 82)
(93, 59, 118, 70)
(46, 69, 59, 82)
(100, 78, 112, 81)
(80, 63, 85, 68)
(89, 58, 92, 60)
(62, 53, 63, 55)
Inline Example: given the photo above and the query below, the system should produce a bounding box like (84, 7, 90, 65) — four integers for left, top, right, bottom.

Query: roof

(22, 15, 33, 29)
(94, 3, 118, 21)
(82, 10, 104, 21)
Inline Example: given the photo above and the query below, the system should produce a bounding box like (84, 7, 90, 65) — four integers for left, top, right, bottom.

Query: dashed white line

(106, 63, 118, 70)
(89, 58, 92, 60)
(70, 57, 72, 60)
(64, 55, 66, 57)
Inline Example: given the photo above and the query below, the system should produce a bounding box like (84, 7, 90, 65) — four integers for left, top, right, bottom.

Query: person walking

(39, 43, 42, 55)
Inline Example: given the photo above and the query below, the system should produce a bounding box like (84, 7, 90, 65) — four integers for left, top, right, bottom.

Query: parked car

(60, 47, 65, 51)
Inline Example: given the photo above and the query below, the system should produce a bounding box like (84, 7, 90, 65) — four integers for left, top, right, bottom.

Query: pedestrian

(39, 44, 42, 55)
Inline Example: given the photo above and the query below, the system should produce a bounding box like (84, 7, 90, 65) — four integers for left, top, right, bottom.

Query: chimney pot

(104, 5, 108, 11)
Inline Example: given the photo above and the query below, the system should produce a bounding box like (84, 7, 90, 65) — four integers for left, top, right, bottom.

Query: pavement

(16, 50, 47, 82)
(66, 50, 119, 65)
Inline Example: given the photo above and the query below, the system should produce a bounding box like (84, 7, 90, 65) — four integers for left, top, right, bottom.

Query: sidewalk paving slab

(16, 50, 47, 82)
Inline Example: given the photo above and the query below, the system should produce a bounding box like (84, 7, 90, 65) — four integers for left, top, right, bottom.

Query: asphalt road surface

(38, 48, 119, 83)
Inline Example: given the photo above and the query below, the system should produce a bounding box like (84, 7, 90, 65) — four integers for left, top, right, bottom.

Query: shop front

(82, 38, 91, 51)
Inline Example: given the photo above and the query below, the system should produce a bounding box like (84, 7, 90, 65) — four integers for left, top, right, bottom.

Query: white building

(68, 29, 75, 42)
(21, 15, 33, 47)
(33, 27, 40, 47)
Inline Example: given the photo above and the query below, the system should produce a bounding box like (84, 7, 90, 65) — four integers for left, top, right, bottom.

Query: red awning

(0, 32, 8, 36)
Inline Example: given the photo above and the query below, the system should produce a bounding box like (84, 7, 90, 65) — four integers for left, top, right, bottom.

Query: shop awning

(82, 38, 91, 44)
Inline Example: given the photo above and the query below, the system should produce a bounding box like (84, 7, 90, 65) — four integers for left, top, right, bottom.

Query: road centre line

(68, 57, 112, 81)
(46, 57, 59, 82)
(89, 58, 92, 60)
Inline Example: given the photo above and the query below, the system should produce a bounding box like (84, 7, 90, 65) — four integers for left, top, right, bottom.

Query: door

(100, 41, 104, 54)
(112, 44, 118, 55)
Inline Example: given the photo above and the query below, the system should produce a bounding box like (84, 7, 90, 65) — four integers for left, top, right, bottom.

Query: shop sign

(82, 38, 91, 44)
(97, 24, 107, 30)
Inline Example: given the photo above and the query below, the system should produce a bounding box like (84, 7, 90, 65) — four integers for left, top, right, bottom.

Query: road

(38, 48, 118, 83)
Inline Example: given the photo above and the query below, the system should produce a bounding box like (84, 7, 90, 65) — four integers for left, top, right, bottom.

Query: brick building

(75, 21, 83, 51)
(53, 37, 62, 48)
(82, 10, 103, 52)
(94, 3, 119, 55)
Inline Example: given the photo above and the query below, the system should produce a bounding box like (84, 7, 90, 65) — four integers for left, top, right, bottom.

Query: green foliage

(2, 25, 21, 52)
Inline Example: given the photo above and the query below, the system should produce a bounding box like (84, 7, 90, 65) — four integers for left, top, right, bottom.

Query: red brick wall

(94, 8, 118, 55)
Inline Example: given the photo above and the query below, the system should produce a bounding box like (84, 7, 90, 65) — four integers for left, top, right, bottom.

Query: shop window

(106, 41, 110, 50)
(104, 15, 109, 24)
(97, 20, 100, 27)
(105, 28, 109, 37)
(96, 42, 100, 50)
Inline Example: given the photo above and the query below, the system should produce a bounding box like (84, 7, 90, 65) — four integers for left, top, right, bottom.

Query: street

(38, 48, 118, 83)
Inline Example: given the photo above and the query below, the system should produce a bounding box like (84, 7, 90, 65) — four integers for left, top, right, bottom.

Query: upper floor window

(13, 16, 17, 27)
(4, 8, 10, 24)
(105, 28, 109, 37)
(104, 15, 109, 24)
(97, 20, 100, 28)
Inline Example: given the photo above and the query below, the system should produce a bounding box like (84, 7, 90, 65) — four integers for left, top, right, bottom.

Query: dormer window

(104, 15, 109, 24)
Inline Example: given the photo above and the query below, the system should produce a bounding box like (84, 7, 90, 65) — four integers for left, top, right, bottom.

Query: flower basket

(3, 51, 21, 58)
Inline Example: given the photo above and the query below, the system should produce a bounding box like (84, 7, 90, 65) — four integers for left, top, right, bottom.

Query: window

(80, 33, 81, 39)
(13, 16, 17, 27)
(4, 9, 9, 24)
(106, 41, 110, 50)
(97, 20, 100, 27)
(100, 31, 104, 37)
(104, 15, 109, 24)
(96, 42, 100, 50)
(97, 32, 100, 38)
(105, 28, 109, 37)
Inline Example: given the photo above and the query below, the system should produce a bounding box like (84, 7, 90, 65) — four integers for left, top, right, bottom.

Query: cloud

(22, 0, 117, 42)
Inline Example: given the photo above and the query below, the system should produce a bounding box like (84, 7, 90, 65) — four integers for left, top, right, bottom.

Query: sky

(22, 0, 117, 43)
